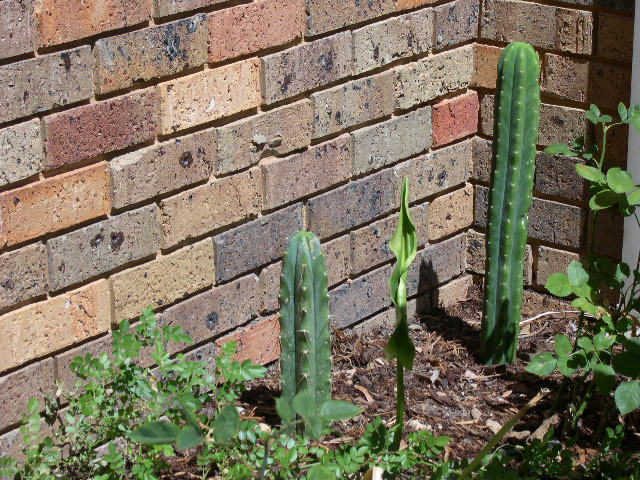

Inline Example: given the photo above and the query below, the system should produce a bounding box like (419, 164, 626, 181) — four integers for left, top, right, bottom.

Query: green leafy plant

(481, 41, 542, 365)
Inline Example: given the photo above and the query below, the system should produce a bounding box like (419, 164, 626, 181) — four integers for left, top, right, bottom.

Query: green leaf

(600, 114, 613, 123)
(575, 164, 606, 184)
(318, 400, 362, 421)
(615, 381, 640, 415)
(585, 110, 599, 125)
(628, 189, 640, 206)
(545, 143, 576, 156)
(307, 464, 334, 480)
(589, 189, 620, 210)
(590, 104, 601, 117)
(612, 350, 640, 378)
(213, 405, 239, 442)
(577, 337, 594, 353)
(607, 168, 635, 194)
(238, 359, 268, 381)
(593, 363, 616, 395)
(571, 297, 598, 315)
(567, 261, 589, 287)
(276, 397, 296, 423)
(176, 426, 204, 450)
(554, 334, 572, 357)
(526, 352, 557, 376)
(546, 273, 572, 297)
(292, 391, 317, 419)
(618, 102, 628, 121)
(128, 421, 180, 445)
(386, 178, 418, 370)
(557, 356, 577, 376)
(593, 332, 615, 351)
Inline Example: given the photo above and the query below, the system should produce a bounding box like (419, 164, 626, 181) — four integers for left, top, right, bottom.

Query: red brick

(44, 89, 158, 170)
(0, 0, 36, 60)
(216, 316, 280, 365)
(432, 91, 479, 147)
(209, 0, 304, 63)
(0, 163, 110, 248)
(36, 0, 150, 47)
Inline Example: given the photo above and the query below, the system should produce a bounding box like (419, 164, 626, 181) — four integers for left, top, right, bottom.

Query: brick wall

(0, 0, 634, 446)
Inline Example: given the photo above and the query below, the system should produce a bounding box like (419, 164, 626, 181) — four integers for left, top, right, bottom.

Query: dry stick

(519, 311, 580, 327)
(458, 391, 547, 480)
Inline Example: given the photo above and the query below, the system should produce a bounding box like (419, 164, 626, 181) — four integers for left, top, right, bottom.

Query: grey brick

(306, 0, 395, 35)
(0, 243, 48, 310)
(311, 72, 394, 139)
(0, 0, 36, 61)
(435, 0, 479, 48)
(352, 106, 432, 175)
(215, 100, 312, 175)
(0, 428, 23, 461)
(262, 32, 352, 104)
(410, 233, 466, 290)
(47, 205, 160, 291)
(0, 120, 45, 187)
(213, 204, 304, 282)
(259, 262, 282, 314)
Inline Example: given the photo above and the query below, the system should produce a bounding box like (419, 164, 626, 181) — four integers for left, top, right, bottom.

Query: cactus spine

(279, 231, 331, 411)
(480, 42, 541, 365)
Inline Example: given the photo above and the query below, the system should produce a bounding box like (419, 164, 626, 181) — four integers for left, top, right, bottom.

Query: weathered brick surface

(0, 120, 45, 187)
(394, 45, 473, 110)
(0, 359, 55, 430)
(543, 54, 630, 109)
(213, 205, 303, 282)
(36, 0, 150, 47)
(47, 206, 160, 291)
(592, 211, 624, 259)
(413, 233, 466, 288)
(110, 130, 214, 209)
(307, 170, 398, 238)
(396, 0, 438, 8)
(351, 294, 429, 333)
(351, 205, 428, 273)
(209, 0, 304, 62)
(432, 91, 479, 147)
(537, 246, 580, 287)
(0, 47, 93, 125)
(154, 0, 226, 17)
(465, 229, 532, 283)
(0, 244, 48, 311)
(0, 280, 111, 373)
(472, 44, 502, 89)
(428, 184, 473, 241)
(0, 163, 110, 248)
(434, 0, 479, 48)
(159, 59, 261, 133)
(551, 0, 631, 11)
(0, 427, 24, 461)
(312, 72, 394, 138)
(481, 0, 593, 55)
(262, 136, 352, 209)
(597, 13, 633, 62)
(395, 139, 472, 202)
(45, 89, 158, 170)
(111, 239, 215, 321)
(352, 106, 432, 175)
(216, 100, 312, 175)
(259, 262, 281, 313)
(433, 274, 474, 308)
(160, 275, 261, 349)
(95, 15, 208, 94)
(353, 10, 434, 75)
(262, 33, 352, 104)
(159, 168, 263, 247)
(0, 0, 36, 61)
(216, 316, 280, 365)
(307, 0, 395, 36)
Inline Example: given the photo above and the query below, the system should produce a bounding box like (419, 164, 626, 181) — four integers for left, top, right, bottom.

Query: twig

(519, 311, 580, 327)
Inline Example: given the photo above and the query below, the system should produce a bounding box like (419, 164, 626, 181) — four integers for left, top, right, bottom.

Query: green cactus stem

(279, 231, 331, 413)
(480, 42, 541, 365)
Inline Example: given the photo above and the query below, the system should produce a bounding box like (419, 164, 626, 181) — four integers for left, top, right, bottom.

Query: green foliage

(481, 42, 541, 365)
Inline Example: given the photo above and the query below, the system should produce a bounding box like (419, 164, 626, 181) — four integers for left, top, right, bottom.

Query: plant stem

(391, 363, 405, 451)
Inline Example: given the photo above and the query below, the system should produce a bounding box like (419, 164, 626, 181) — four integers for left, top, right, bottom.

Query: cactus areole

(279, 231, 331, 411)
(480, 42, 541, 365)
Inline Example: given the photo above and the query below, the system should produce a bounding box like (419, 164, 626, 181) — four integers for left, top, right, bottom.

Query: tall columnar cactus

(279, 231, 331, 411)
(480, 42, 541, 365)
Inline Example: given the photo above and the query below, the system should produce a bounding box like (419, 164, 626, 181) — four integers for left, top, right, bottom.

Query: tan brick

(95, 15, 208, 94)
(159, 59, 261, 133)
(537, 246, 579, 287)
(0, 0, 36, 60)
(110, 130, 215, 209)
(154, 0, 226, 17)
(111, 239, 215, 321)
(0, 47, 93, 124)
(411, 233, 467, 289)
(262, 32, 352, 104)
(465, 229, 533, 283)
(159, 168, 263, 247)
(472, 44, 502, 89)
(597, 13, 633, 62)
(432, 91, 479, 147)
(215, 100, 312, 175)
(394, 45, 473, 110)
(36, 0, 150, 47)
(434, 0, 479, 48)
(353, 9, 434, 75)
(307, 0, 395, 35)
(0, 244, 48, 311)
(216, 316, 280, 365)
(352, 106, 432, 176)
(396, 0, 438, 9)
(259, 262, 281, 314)
(44, 89, 158, 170)
(323, 235, 352, 286)
(350, 205, 428, 273)
(263, 136, 352, 209)
(428, 184, 473, 241)
(0, 119, 45, 187)
(209, 0, 304, 62)
(433, 274, 474, 309)
(395, 139, 472, 202)
(0, 163, 110, 248)
(160, 275, 261, 349)
(0, 280, 111, 373)
(311, 72, 395, 138)
(0, 359, 55, 430)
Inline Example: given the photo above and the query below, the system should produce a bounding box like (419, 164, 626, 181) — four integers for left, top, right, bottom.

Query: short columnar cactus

(480, 42, 541, 365)
(279, 231, 331, 410)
